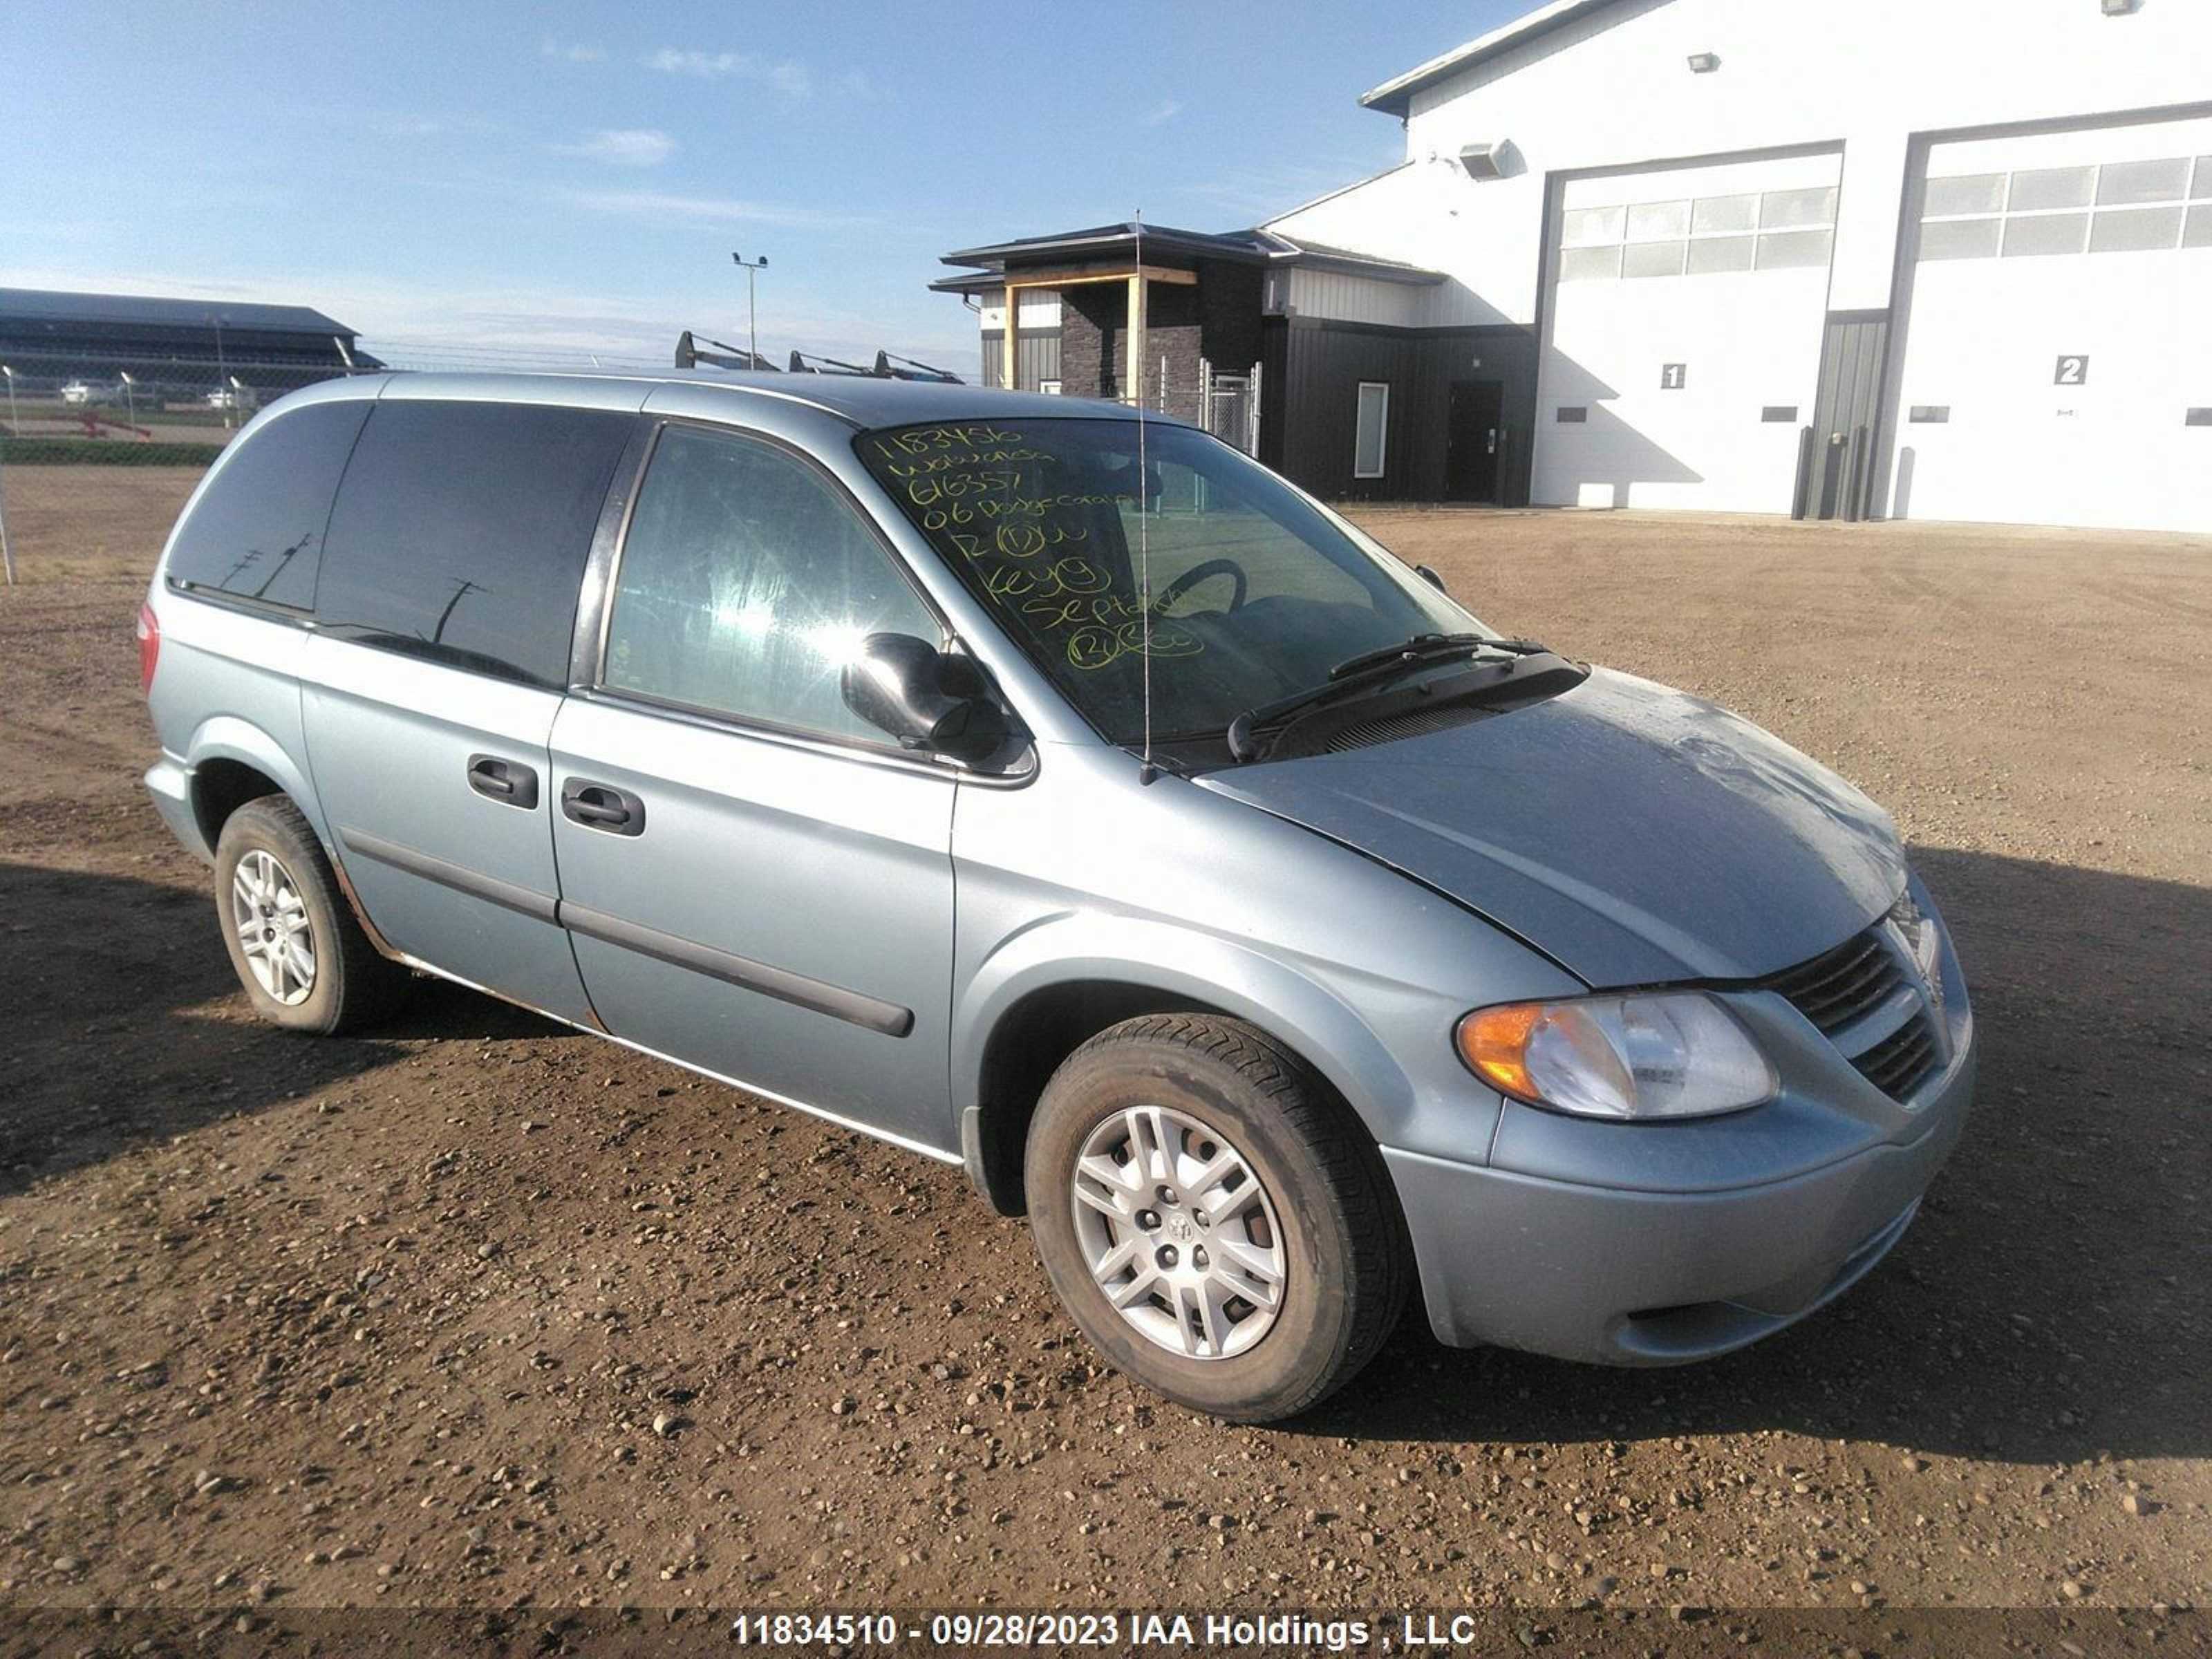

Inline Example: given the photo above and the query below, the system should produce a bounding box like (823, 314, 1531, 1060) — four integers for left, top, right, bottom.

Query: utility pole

(731, 253, 767, 368)
(2, 365, 17, 436)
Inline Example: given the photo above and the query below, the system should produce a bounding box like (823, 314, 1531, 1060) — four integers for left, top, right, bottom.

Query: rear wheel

(213, 796, 411, 1034)
(1024, 1013, 1409, 1422)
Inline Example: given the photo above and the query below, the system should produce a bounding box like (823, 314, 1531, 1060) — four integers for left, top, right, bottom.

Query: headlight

(1456, 991, 1778, 1121)
(1888, 888, 1945, 1017)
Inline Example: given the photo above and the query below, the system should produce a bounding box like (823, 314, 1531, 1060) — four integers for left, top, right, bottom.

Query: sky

(0, 1, 1526, 380)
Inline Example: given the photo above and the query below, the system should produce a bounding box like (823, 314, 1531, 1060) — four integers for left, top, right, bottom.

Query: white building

(938, 0, 2212, 532)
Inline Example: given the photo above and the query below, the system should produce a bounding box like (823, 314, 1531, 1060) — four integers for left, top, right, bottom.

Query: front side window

(603, 424, 941, 744)
(856, 418, 1479, 747)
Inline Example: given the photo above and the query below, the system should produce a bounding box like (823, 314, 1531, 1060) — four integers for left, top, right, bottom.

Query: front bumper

(1384, 1027, 1974, 1366)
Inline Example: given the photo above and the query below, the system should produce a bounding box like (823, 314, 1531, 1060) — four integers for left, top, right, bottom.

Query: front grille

(1322, 705, 1487, 753)
(1767, 928, 1907, 1036)
(1851, 1012, 1942, 1099)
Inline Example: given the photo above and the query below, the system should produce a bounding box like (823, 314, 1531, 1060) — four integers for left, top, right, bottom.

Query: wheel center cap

(1166, 1214, 1195, 1244)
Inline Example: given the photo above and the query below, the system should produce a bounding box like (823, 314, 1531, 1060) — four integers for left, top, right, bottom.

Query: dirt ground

(1, 467, 2206, 1618)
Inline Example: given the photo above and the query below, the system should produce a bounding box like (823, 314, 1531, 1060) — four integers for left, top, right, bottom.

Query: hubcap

(229, 848, 316, 1006)
(1070, 1105, 1286, 1361)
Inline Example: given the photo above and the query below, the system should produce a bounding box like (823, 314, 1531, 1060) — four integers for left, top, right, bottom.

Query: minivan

(140, 373, 1973, 1422)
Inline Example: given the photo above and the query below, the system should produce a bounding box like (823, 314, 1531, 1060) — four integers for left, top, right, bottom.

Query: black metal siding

(1271, 319, 1541, 503)
(1806, 310, 1892, 522)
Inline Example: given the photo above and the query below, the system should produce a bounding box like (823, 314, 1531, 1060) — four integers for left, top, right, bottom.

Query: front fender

(953, 908, 1420, 1145)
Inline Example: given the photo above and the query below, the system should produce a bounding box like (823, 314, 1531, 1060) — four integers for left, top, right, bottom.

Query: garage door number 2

(2054, 355, 2090, 387)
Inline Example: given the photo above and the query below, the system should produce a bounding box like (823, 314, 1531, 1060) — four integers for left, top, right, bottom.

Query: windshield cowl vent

(1322, 704, 1492, 754)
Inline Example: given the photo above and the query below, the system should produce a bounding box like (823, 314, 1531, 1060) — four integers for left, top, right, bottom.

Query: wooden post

(0, 452, 15, 585)
(1002, 283, 1018, 392)
(1125, 274, 1147, 407)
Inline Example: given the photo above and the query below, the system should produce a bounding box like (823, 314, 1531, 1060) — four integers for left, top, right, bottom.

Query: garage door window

(1559, 180, 1837, 281)
(2091, 205, 2186, 253)
(1923, 152, 2206, 262)
(2003, 214, 2089, 258)
(1353, 383, 1389, 480)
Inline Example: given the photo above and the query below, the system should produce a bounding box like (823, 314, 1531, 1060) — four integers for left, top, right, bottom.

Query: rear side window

(317, 400, 634, 686)
(164, 400, 371, 611)
(601, 424, 940, 744)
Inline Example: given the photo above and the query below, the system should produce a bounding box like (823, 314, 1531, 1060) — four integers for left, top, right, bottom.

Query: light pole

(209, 312, 232, 428)
(1, 366, 16, 436)
(731, 252, 767, 368)
(119, 371, 137, 431)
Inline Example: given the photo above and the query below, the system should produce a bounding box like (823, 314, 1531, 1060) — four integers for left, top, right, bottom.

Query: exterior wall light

(1687, 52, 1721, 73)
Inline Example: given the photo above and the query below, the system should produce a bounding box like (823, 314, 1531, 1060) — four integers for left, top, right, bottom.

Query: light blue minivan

(140, 372, 1974, 1421)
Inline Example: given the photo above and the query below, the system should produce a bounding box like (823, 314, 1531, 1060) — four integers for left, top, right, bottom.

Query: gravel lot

(1, 467, 2206, 1618)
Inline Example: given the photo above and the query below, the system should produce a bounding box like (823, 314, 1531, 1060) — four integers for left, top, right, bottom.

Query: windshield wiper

(1224, 633, 1548, 762)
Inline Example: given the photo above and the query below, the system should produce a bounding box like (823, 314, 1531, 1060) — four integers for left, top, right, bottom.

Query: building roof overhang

(1359, 0, 1628, 118)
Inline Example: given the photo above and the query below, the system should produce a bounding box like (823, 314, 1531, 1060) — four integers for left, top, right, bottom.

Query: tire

(212, 796, 411, 1035)
(1024, 1013, 1409, 1423)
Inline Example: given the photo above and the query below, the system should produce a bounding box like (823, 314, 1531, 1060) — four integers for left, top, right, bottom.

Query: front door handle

(561, 778, 645, 836)
(467, 753, 539, 809)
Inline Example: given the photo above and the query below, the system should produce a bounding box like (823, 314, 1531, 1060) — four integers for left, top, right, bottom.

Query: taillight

(136, 601, 160, 694)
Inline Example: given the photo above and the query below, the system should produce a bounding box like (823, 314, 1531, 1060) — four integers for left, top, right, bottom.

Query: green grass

(0, 438, 223, 467)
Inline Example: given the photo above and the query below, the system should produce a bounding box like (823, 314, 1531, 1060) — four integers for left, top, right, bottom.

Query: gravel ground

(1, 468, 2206, 1617)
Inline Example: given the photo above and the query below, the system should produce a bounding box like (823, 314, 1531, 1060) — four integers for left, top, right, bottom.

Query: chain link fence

(0, 340, 677, 463)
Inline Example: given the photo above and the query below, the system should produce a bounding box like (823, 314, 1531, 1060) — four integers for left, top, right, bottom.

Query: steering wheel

(1150, 556, 1249, 617)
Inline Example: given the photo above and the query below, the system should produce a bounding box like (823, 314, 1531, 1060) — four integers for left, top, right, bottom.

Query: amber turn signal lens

(1457, 1003, 1541, 1100)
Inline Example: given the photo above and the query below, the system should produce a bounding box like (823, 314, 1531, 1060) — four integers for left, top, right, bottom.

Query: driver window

(1117, 456, 1369, 615)
(603, 425, 941, 744)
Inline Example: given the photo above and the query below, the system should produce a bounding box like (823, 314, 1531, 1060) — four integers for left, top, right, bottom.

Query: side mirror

(841, 633, 1009, 763)
(1416, 563, 1449, 594)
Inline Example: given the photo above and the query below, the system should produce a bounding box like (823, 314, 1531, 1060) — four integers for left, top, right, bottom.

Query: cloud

(541, 39, 605, 63)
(644, 47, 812, 95)
(644, 48, 749, 76)
(554, 128, 678, 167)
(555, 187, 871, 228)
(1142, 100, 1183, 127)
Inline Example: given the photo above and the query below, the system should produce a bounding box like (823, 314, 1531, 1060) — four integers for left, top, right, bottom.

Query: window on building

(601, 424, 941, 745)
(1557, 178, 1838, 282)
(2098, 157, 2191, 206)
(1922, 152, 2205, 263)
(2090, 205, 2185, 253)
(2003, 213, 2090, 258)
(164, 399, 371, 611)
(1353, 382, 1389, 479)
(2008, 167, 2094, 212)
(317, 401, 634, 686)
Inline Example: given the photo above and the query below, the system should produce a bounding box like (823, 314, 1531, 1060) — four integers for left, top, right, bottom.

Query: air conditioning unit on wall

(1459, 141, 1509, 180)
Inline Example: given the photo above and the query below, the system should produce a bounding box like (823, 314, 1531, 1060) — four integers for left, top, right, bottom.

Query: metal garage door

(1888, 113, 2212, 532)
(1535, 150, 1842, 513)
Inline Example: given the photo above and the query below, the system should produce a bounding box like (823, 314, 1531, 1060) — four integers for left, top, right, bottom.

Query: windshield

(856, 418, 1482, 745)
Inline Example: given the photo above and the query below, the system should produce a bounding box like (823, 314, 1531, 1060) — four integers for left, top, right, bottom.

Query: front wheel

(1024, 1014, 1409, 1422)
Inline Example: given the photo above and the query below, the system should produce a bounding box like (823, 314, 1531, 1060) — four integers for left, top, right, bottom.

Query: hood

(1198, 667, 1904, 986)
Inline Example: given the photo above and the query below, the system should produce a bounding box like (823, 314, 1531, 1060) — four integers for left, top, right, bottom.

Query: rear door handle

(561, 778, 645, 836)
(467, 753, 539, 809)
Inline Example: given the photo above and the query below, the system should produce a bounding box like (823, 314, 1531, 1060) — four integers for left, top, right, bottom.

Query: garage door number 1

(2054, 355, 2090, 387)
